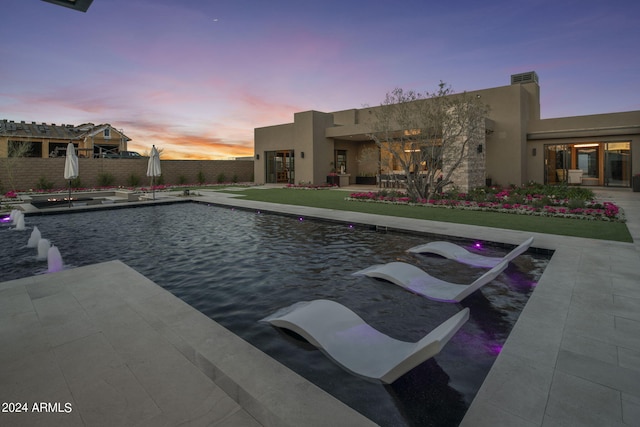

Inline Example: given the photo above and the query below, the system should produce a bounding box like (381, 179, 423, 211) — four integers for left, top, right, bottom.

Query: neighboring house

(0, 121, 131, 159)
(254, 72, 640, 189)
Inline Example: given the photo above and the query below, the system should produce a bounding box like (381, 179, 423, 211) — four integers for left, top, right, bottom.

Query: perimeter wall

(0, 158, 254, 192)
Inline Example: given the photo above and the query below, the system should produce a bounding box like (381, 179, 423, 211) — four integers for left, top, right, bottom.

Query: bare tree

(367, 82, 489, 200)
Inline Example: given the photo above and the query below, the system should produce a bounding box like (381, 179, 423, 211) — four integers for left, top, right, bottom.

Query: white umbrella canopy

(64, 142, 78, 180)
(146, 145, 161, 199)
(64, 142, 78, 207)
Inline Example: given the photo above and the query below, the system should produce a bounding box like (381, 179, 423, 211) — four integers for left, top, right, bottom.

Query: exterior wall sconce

(477, 144, 483, 153)
(255, 154, 260, 160)
(301, 152, 305, 158)
(532, 148, 537, 156)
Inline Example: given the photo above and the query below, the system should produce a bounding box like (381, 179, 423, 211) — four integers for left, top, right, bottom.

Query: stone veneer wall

(443, 120, 486, 192)
(0, 158, 254, 192)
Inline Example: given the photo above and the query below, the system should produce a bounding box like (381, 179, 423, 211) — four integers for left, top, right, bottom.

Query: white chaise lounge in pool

(261, 299, 469, 384)
(406, 236, 534, 268)
(353, 259, 509, 302)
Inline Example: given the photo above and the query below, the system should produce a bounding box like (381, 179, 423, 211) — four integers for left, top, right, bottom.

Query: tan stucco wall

(470, 83, 539, 187)
(253, 123, 294, 184)
(253, 111, 335, 185)
(296, 111, 335, 184)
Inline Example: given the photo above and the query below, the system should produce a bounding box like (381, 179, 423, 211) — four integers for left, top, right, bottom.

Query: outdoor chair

(406, 237, 534, 268)
(261, 299, 469, 384)
(352, 259, 509, 303)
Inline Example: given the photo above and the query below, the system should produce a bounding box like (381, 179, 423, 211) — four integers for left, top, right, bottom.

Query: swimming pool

(1, 203, 548, 426)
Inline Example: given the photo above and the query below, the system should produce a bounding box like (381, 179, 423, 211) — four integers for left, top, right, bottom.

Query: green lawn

(220, 188, 633, 242)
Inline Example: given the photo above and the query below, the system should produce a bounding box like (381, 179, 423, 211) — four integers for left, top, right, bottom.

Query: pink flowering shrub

(3, 191, 18, 199)
(347, 184, 624, 222)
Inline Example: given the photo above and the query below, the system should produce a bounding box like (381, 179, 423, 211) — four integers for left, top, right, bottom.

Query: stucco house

(0, 120, 131, 159)
(254, 72, 640, 189)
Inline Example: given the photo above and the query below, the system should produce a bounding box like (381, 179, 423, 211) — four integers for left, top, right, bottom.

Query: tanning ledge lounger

(353, 259, 509, 302)
(261, 299, 469, 384)
(406, 236, 534, 268)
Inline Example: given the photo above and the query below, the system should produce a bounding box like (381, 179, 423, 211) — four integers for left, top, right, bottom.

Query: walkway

(1, 186, 638, 426)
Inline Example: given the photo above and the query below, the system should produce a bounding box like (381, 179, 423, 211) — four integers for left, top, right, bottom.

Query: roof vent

(511, 71, 539, 85)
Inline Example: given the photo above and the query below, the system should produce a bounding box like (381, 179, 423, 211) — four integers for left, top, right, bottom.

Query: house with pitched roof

(0, 120, 131, 158)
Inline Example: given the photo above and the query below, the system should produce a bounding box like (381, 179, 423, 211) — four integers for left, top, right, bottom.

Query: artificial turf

(219, 188, 632, 242)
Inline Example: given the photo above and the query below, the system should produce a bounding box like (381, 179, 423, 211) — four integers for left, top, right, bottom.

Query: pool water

(1, 203, 548, 427)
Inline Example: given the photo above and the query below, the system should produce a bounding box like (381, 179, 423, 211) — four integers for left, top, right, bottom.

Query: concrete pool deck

(1, 186, 639, 426)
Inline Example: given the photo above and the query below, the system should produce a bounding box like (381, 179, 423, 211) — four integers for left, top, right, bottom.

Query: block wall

(0, 158, 254, 192)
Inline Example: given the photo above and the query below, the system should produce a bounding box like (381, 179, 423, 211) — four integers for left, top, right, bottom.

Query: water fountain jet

(15, 214, 26, 231)
(47, 245, 64, 273)
(27, 226, 42, 248)
(37, 239, 51, 260)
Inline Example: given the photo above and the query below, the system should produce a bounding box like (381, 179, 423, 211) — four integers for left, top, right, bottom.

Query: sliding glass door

(544, 142, 631, 187)
(544, 144, 571, 184)
(265, 150, 295, 184)
(604, 142, 631, 187)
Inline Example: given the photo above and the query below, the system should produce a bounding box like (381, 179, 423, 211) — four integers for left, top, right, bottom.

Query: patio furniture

(352, 259, 509, 302)
(261, 299, 469, 384)
(406, 237, 534, 268)
(568, 169, 583, 184)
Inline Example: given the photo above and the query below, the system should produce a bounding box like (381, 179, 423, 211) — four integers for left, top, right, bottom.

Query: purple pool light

(1, 215, 11, 223)
(487, 344, 504, 356)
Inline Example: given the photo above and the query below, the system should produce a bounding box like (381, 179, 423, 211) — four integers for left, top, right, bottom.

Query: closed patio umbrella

(146, 145, 161, 200)
(63, 142, 78, 208)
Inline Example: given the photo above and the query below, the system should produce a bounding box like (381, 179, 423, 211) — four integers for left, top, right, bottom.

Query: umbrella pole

(153, 177, 155, 200)
(68, 180, 72, 208)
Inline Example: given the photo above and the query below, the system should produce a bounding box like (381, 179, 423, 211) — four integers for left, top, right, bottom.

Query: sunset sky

(2, 0, 639, 159)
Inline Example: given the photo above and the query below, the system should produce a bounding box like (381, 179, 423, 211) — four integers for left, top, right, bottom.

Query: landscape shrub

(37, 176, 54, 190)
(97, 172, 115, 187)
(126, 174, 140, 187)
(70, 177, 83, 189)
